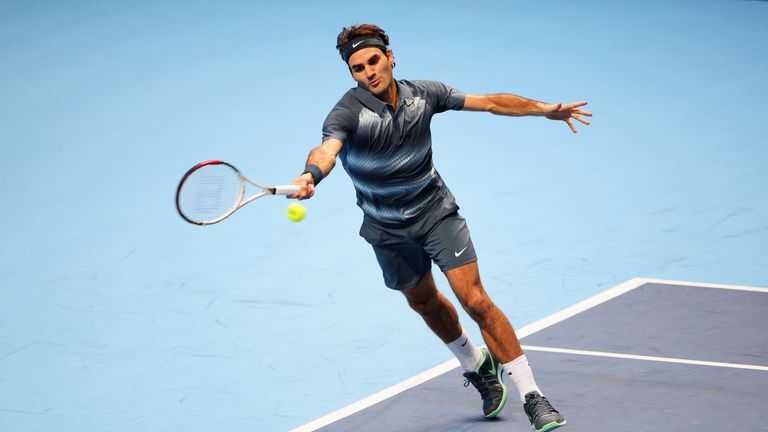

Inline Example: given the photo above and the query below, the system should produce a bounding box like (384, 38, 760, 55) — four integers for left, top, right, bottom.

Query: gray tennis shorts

(359, 212, 477, 290)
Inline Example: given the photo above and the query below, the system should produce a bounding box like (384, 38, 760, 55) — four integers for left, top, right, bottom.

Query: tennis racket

(175, 160, 300, 225)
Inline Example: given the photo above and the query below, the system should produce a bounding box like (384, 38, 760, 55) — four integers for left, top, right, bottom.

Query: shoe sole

(532, 419, 567, 432)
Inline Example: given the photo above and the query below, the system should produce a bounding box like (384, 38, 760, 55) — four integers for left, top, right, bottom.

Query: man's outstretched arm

(463, 93, 592, 133)
(290, 138, 343, 200)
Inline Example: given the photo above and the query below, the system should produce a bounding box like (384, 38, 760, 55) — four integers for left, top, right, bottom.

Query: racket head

(175, 160, 245, 225)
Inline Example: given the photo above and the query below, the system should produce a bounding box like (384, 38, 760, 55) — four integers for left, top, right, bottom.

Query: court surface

(296, 278, 768, 431)
(2, 2, 768, 431)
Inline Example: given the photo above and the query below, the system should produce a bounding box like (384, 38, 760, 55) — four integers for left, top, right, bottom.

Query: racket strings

(178, 165, 243, 223)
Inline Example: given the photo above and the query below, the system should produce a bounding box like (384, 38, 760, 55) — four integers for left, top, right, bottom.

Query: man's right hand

(290, 172, 315, 200)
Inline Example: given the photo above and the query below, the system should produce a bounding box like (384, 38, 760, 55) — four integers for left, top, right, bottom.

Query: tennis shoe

(523, 391, 566, 432)
(463, 348, 508, 418)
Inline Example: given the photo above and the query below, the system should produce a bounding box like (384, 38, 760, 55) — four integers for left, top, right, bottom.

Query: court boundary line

(521, 345, 768, 372)
(638, 277, 768, 293)
(290, 277, 767, 432)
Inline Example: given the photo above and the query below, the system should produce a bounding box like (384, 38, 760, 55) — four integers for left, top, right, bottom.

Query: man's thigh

(423, 213, 478, 272)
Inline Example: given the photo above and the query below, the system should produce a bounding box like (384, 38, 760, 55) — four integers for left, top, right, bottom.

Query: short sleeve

(322, 105, 356, 143)
(421, 80, 466, 113)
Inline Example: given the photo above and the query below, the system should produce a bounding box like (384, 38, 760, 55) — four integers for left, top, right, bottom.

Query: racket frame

(175, 160, 299, 225)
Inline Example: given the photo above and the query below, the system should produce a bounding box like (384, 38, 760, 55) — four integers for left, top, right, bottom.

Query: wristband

(302, 164, 324, 185)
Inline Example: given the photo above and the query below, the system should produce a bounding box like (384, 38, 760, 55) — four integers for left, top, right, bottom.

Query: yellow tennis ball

(287, 202, 306, 222)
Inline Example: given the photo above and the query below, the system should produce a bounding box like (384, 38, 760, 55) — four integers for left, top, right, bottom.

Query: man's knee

(406, 292, 441, 316)
(462, 291, 495, 322)
(402, 272, 437, 314)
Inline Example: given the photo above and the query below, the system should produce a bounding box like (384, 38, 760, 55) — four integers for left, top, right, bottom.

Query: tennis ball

(287, 202, 306, 222)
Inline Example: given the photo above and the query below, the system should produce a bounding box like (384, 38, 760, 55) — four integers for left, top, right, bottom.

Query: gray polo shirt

(322, 79, 466, 227)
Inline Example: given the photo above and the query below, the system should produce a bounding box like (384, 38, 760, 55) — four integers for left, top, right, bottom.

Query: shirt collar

(354, 80, 414, 115)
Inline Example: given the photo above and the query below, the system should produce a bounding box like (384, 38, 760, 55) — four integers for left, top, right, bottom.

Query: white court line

(516, 277, 647, 339)
(289, 357, 462, 432)
(522, 345, 768, 372)
(290, 278, 647, 432)
(637, 277, 768, 294)
(290, 277, 767, 432)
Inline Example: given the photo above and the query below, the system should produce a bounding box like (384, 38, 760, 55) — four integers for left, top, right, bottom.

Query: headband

(341, 36, 387, 63)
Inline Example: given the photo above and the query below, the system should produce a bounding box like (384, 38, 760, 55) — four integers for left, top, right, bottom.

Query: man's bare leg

(444, 261, 523, 363)
(400, 270, 462, 343)
(444, 261, 566, 431)
(401, 268, 509, 418)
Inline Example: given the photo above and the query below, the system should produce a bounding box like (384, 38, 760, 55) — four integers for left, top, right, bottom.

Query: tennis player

(292, 24, 590, 432)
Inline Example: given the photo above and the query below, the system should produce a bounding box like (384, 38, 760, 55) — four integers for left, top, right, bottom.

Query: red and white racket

(175, 160, 300, 225)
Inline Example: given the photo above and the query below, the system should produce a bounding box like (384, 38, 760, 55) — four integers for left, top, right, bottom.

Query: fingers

(302, 184, 315, 200)
(573, 114, 591, 125)
(561, 101, 588, 110)
(566, 118, 577, 133)
(288, 187, 314, 200)
(560, 101, 591, 131)
(573, 109, 592, 117)
(291, 183, 314, 200)
(560, 102, 592, 119)
(289, 175, 315, 200)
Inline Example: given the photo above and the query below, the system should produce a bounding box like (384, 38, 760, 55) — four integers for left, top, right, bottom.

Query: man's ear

(387, 49, 395, 65)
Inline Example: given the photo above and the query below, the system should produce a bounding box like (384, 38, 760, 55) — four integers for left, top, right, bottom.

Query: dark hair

(336, 24, 390, 54)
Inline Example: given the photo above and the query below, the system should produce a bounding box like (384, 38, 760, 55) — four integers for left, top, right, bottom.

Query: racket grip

(274, 184, 301, 195)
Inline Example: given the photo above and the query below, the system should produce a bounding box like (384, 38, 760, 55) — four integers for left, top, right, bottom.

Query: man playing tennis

(292, 24, 590, 432)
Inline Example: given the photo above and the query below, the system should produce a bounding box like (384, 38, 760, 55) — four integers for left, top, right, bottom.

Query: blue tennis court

(1, 1, 767, 431)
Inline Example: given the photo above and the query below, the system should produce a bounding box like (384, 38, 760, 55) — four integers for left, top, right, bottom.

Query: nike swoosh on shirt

(454, 247, 468, 257)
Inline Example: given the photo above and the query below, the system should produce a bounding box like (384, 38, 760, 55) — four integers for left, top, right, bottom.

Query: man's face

(347, 47, 395, 98)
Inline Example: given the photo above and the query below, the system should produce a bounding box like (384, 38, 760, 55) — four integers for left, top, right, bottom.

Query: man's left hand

(543, 101, 592, 133)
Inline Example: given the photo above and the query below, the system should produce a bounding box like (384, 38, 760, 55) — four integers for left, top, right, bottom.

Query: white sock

(445, 329, 484, 372)
(502, 355, 542, 402)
